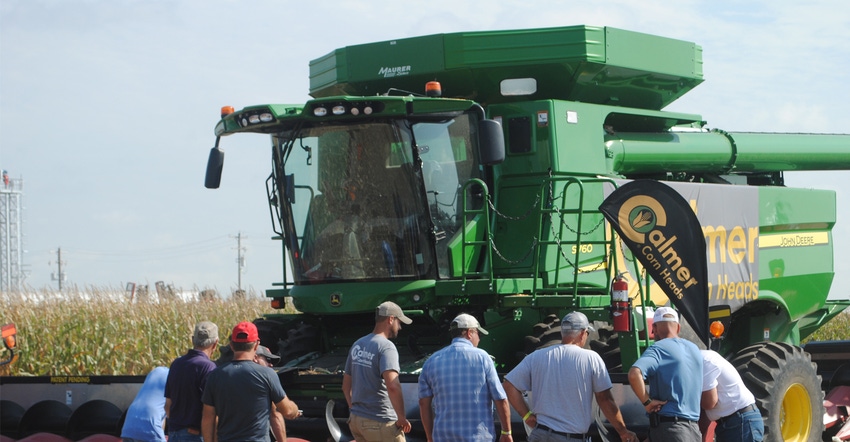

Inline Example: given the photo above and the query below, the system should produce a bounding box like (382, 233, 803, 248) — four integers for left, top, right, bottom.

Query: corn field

(803, 307, 850, 342)
(0, 286, 292, 376)
(0, 287, 847, 377)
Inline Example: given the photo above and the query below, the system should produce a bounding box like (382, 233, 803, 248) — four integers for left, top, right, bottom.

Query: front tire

(730, 342, 824, 442)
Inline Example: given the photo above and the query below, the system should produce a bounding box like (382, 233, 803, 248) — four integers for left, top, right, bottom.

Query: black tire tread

(729, 342, 824, 442)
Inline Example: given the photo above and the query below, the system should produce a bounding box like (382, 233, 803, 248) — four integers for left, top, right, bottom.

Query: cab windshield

(273, 112, 482, 283)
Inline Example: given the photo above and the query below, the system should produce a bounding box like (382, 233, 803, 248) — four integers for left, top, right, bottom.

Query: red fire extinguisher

(611, 273, 631, 332)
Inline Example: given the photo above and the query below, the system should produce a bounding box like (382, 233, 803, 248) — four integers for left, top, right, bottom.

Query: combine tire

(520, 315, 562, 356)
(278, 322, 320, 362)
(730, 342, 824, 442)
(587, 325, 621, 372)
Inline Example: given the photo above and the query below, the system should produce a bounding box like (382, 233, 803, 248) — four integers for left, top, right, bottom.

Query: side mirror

(478, 119, 505, 166)
(205, 143, 225, 189)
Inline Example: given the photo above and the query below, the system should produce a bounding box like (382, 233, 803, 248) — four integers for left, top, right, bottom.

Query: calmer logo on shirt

(350, 344, 376, 366)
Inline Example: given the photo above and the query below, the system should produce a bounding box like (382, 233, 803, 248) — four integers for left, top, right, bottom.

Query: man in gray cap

(503, 312, 637, 442)
(165, 321, 219, 441)
(418, 313, 512, 442)
(254, 345, 281, 367)
(254, 345, 286, 441)
(628, 306, 702, 441)
(343, 301, 413, 441)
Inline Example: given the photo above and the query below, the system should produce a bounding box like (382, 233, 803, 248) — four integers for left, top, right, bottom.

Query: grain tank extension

(204, 26, 850, 441)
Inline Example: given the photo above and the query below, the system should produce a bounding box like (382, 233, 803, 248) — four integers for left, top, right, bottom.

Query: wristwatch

(643, 398, 652, 406)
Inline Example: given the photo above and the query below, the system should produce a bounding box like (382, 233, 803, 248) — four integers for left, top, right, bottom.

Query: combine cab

(205, 25, 850, 441)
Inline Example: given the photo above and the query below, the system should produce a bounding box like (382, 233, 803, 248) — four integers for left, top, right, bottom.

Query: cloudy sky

(1, 1, 848, 298)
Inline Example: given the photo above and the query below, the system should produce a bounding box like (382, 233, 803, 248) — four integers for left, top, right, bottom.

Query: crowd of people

(120, 302, 763, 442)
(343, 303, 763, 442)
(120, 320, 301, 442)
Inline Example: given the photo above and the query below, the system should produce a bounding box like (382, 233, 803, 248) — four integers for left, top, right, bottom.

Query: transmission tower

(0, 174, 26, 291)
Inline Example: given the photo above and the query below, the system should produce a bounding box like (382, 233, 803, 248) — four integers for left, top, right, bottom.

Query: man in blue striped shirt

(418, 313, 512, 442)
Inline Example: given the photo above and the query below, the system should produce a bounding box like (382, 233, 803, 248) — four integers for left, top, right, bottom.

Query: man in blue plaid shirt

(418, 313, 512, 442)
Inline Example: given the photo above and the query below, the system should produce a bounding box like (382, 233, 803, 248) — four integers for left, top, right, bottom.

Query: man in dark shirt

(202, 321, 300, 442)
(165, 321, 219, 441)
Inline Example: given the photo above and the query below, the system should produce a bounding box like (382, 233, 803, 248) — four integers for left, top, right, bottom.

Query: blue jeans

(168, 428, 204, 442)
(715, 409, 764, 442)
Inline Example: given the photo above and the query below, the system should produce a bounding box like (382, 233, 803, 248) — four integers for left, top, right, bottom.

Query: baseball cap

(231, 321, 259, 343)
(449, 313, 489, 335)
(193, 321, 218, 346)
(376, 301, 413, 324)
(561, 311, 595, 331)
(653, 306, 679, 323)
(256, 345, 280, 361)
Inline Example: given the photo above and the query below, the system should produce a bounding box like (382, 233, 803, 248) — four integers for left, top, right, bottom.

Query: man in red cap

(201, 321, 300, 441)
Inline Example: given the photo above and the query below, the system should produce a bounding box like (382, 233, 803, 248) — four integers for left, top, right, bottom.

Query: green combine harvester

(205, 25, 850, 441)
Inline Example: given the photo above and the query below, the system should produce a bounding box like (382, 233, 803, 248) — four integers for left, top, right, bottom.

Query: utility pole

(235, 232, 246, 291)
(51, 247, 65, 290)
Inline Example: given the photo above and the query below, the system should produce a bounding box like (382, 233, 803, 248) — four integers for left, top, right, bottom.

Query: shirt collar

(451, 337, 474, 347)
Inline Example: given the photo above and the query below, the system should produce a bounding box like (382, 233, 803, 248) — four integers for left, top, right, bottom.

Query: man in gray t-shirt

(343, 302, 413, 441)
(504, 312, 637, 442)
(202, 322, 300, 442)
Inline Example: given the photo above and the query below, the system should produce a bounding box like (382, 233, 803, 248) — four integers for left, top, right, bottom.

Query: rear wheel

(730, 342, 823, 442)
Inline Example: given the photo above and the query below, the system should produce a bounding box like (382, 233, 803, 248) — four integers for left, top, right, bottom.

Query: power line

(54, 236, 234, 262)
(70, 236, 233, 257)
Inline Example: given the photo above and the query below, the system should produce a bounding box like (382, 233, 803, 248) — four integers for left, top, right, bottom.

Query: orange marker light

(271, 299, 285, 309)
(2, 324, 16, 349)
(425, 81, 442, 97)
(221, 106, 235, 118)
(709, 320, 725, 338)
(1, 323, 15, 338)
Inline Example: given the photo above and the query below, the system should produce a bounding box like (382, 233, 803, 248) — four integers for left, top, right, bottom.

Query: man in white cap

(628, 306, 703, 441)
(418, 313, 512, 442)
(343, 301, 413, 441)
(503, 311, 637, 442)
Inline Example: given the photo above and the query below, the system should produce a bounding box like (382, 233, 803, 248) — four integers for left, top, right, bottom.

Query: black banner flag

(599, 180, 709, 345)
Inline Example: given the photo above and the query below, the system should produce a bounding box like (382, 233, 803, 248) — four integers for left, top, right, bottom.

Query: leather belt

(536, 424, 587, 440)
(716, 403, 758, 424)
(658, 415, 697, 423)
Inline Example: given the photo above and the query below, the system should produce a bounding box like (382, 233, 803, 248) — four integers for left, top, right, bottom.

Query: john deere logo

(330, 292, 342, 307)
(618, 195, 668, 244)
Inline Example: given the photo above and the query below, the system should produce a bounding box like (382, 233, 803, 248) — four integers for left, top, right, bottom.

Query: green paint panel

(310, 25, 703, 109)
(757, 186, 836, 319)
(758, 186, 836, 229)
(288, 279, 436, 314)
